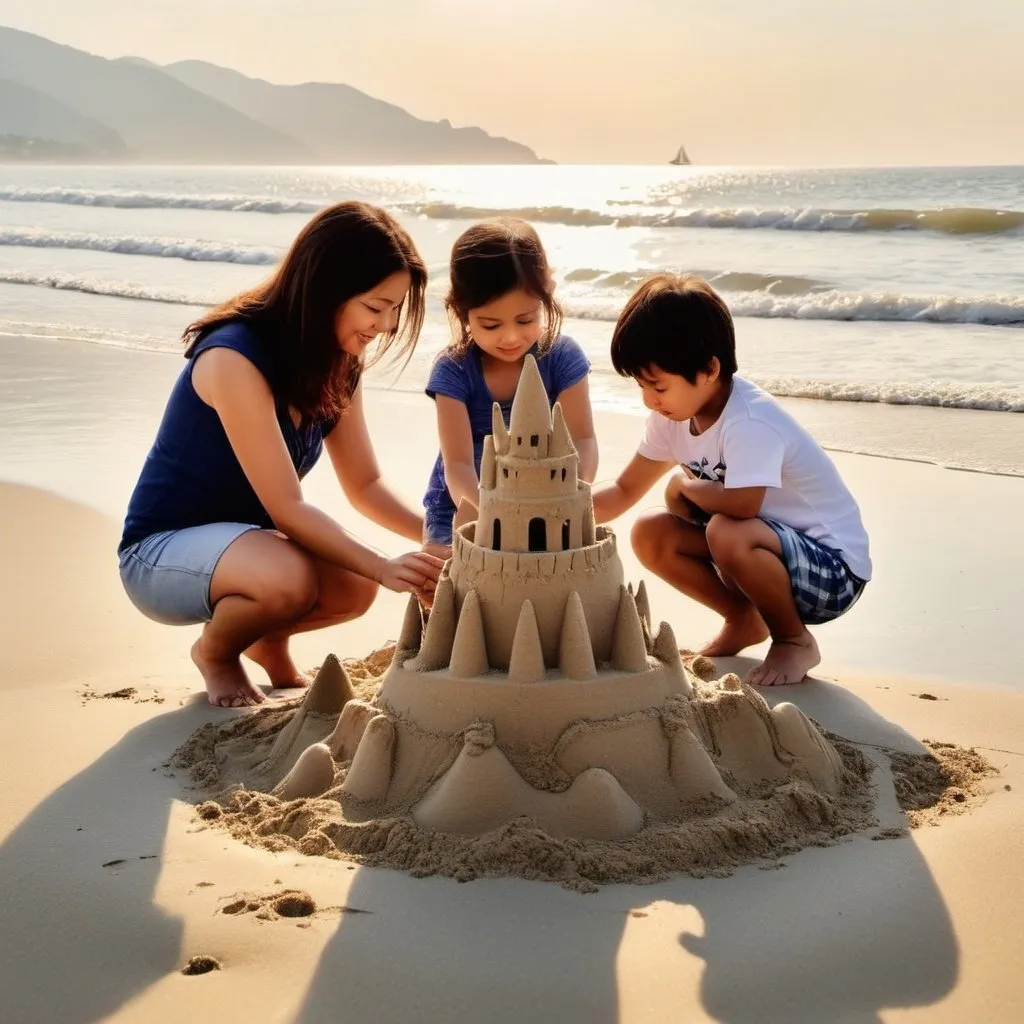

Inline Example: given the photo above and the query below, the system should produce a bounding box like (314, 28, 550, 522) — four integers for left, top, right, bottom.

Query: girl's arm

(436, 394, 482, 511)
(324, 381, 424, 543)
(591, 453, 675, 523)
(556, 377, 598, 483)
(193, 349, 441, 595)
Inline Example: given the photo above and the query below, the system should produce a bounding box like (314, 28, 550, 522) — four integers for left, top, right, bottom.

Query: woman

(118, 202, 444, 708)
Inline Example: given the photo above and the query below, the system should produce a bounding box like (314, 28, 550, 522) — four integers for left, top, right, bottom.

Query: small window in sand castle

(503, 467, 509, 479)
(528, 517, 546, 552)
(492, 519, 502, 549)
(550, 469, 556, 480)
(561, 468, 567, 481)
(530, 434, 539, 447)
(562, 519, 570, 549)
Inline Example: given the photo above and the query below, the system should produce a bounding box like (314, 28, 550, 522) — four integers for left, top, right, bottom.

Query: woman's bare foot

(746, 630, 820, 687)
(244, 637, 307, 689)
(191, 638, 267, 707)
(699, 606, 770, 657)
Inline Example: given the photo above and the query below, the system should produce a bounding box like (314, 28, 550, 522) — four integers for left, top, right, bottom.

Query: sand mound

(169, 645, 936, 891)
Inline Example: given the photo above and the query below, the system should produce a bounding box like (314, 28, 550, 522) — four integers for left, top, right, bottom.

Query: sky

(1, 0, 1022, 166)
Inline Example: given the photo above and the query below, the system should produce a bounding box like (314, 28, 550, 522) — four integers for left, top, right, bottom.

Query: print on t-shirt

(687, 455, 727, 482)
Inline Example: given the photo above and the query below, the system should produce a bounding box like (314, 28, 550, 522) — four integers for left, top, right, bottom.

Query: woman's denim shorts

(118, 522, 260, 625)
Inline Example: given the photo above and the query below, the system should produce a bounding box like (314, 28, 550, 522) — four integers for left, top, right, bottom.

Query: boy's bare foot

(244, 637, 306, 689)
(699, 606, 770, 657)
(191, 638, 267, 707)
(746, 630, 820, 687)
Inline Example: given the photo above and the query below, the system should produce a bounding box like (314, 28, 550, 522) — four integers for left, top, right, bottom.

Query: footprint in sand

(181, 955, 221, 975)
(220, 889, 317, 921)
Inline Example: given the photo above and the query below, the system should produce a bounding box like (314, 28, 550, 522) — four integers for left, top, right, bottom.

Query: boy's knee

(631, 513, 671, 567)
(706, 514, 751, 566)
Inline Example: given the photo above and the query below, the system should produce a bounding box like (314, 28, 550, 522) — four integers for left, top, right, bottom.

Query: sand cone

(508, 600, 546, 683)
(273, 743, 335, 800)
(412, 576, 455, 671)
(611, 585, 648, 672)
(449, 590, 489, 676)
(341, 714, 395, 803)
(559, 591, 596, 680)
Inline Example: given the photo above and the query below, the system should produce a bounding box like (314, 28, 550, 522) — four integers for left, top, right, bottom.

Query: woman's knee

(263, 553, 319, 620)
(341, 574, 379, 619)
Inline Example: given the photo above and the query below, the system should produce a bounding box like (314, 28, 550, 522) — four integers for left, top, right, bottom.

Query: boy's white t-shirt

(637, 375, 872, 580)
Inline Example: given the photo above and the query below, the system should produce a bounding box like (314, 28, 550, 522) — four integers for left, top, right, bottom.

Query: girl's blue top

(119, 321, 334, 553)
(421, 335, 590, 545)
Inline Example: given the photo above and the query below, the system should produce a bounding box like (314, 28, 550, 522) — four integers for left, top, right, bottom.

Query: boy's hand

(665, 470, 710, 524)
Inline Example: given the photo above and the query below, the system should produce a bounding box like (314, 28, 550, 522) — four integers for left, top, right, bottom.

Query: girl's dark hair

(184, 201, 427, 423)
(444, 218, 562, 357)
(610, 273, 738, 383)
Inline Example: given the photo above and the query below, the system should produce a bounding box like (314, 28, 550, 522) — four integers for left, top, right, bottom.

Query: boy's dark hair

(184, 201, 426, 424)
(610, 273, 738, 383)
(445, 218, 562, 357)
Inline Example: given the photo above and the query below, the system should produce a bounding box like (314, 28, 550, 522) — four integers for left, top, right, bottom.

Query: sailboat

(668, 144, 691, 166)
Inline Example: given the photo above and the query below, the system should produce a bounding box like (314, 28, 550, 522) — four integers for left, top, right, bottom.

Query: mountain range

(0, 26, 545, 164)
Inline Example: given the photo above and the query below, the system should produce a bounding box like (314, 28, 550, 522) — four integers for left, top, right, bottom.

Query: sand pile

(173, 645, 886, 891)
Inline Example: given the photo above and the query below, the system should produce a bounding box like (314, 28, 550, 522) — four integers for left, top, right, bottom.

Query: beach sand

(1, 334, 1023, 1022)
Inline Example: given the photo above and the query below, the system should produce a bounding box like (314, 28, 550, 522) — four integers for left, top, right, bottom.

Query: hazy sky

(2, 0, 1022, 165)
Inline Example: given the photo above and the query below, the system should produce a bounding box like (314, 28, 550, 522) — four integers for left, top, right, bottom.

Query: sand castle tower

(271, 358, 846, 841)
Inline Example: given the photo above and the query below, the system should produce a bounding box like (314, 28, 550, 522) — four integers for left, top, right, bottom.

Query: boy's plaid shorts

(761, 518, 867, 625)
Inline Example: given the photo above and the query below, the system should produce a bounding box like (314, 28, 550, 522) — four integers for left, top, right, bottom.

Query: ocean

(1, 163, 1022, 474)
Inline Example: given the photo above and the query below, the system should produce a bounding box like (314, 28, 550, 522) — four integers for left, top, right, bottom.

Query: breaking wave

(412, 202, 1024, 235)
(755, 377, 1024, 414)
(0, 186, 321, 214)
(0, 228, 281, 264)
(4, 269, 1022, 328)
(4, 186, 1023, 236)
(565, 289, 1024, 327)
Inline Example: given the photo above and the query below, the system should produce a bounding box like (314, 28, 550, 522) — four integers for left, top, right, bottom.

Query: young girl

(118, 202, 444, 708)
(423, 218, 598, 550)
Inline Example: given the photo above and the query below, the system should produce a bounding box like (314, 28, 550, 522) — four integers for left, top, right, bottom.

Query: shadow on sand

(0, 667, 958, 1023)
(293, 666, 958, 1024)
(0, 698, 217, 1023)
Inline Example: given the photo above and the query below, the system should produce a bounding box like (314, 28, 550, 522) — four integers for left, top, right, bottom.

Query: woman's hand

(377, 550, 445, 603)
(421, 542, 453, 562)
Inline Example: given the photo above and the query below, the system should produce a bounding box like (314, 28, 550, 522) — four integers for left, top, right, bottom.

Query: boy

(592, 274, 870, 686)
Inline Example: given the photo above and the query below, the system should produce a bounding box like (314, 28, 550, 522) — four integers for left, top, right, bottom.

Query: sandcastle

(257, 356, 847, 841)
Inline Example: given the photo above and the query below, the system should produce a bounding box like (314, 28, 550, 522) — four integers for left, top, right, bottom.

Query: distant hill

(163, 60, 542, 164)
(0, 25, 545, 164)
(0, 26, 311, 163)
(0, 77, 127, 156)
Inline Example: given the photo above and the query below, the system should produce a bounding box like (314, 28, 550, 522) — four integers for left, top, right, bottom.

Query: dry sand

(2, 347, 1024, 1020)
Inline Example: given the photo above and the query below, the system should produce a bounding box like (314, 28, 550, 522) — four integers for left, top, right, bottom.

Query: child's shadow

(0, 699, 216, 1023)
(292, 673, 957, 1024)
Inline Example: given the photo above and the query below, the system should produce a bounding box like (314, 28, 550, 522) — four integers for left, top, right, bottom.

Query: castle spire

(508, 355, 551, 457)
(549, 402, 577, 459)
(480, 437, 497, 490)
(412, 576, 455, 671)
(491, 402, 509, 455)
(397, 594, 423, 657)
(634, 580, 651, 632)
(559, 591, 596, 680)
(508, 599, 546, 683)
(611, 585, 648, 672)
(449, 590, 490, 676)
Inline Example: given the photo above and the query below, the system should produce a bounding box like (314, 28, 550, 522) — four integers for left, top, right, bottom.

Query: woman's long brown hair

(184, 201, 427, 423)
